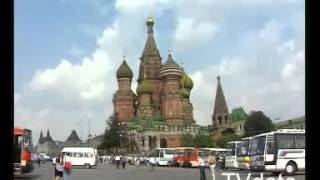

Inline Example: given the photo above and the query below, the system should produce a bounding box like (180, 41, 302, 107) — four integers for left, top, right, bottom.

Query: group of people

(198, 152, 221, 180)
(54, 153, 72, 180)
(113, 154, 128, 169)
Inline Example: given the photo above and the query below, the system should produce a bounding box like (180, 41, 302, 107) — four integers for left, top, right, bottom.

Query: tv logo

(221, 172, 295, 180)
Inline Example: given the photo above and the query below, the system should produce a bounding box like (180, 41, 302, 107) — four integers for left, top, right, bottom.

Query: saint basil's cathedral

(112, 17, 234, 153)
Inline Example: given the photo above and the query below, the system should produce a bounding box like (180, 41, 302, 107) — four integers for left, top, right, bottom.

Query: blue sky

(15, 0, 305, 142)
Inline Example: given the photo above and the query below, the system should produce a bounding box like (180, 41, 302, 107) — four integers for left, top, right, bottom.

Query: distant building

(63, 130, 83, 147)
(274, 116, 305, 130)
(35, 129, 59, 157)
(230, 107, 248, 136)
(35, 129, 88, 157)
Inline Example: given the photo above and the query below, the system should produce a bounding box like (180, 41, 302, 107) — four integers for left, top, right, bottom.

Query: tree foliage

(98, 115, 120, 151)
(216, 131, 241, 148)
(244, 111, 275, 137)
(181, 133, 216, 148)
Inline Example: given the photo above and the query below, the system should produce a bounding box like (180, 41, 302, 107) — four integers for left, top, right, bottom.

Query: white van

(61, 147, 97, 169)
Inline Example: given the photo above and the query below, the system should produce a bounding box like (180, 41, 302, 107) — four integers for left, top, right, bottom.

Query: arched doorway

(160, 138, 167, 148)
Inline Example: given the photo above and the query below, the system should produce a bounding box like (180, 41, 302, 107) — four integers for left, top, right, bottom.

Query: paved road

(15, 163, 306, 180)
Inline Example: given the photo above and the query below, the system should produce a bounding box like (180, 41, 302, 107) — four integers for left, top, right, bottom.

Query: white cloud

(174, 18, 218, 49)
(189, 17, 304, 126)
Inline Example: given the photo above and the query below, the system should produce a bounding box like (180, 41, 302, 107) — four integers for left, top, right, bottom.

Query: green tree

(193, 134, 215, 148)
(181, 133, 216, 148)
(98, 115, 121, 152)
(216, 132, 241, 148)
(181, 133, 194, 147)
(244, 111, 275, 137)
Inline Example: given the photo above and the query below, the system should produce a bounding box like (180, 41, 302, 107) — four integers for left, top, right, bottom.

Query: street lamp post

(82, 114, 92, 147)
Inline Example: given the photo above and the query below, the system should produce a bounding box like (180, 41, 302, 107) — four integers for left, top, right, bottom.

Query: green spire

(137, 79, 153, 94)
(213, 76, 229, 115)
(116, 58, 133, 79)
(181, 72, 193, 90)
(181, 88, 190, 98)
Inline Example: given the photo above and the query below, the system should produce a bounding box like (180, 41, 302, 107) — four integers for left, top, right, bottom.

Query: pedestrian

(122, 155, 126, 169)
(37, 157, 41, 167)
(115, 154, 121, 169)
(62, 153, 72, 180)
(149, 156, 156, 171)
(54, 157, 63, 180)
(215, 153, 221, 173)
(207, 152, 216, 180)
(198, 154, 207, 180)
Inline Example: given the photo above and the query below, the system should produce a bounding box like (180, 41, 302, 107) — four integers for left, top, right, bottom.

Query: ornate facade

(113, 17, 206, 153)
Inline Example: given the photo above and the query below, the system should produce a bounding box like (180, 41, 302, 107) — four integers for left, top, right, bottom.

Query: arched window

(218, 116, 222, 124)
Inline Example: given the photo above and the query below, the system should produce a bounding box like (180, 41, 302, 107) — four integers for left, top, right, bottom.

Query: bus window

(251, 136, 266, 156)
(24, 136, 30, 146)
(278, 134, 295, 149)
(160, 151, 164, 158)
(267, 141, 276, 154)
(295, 134, 305, 149)
(84, 152, 89, 157)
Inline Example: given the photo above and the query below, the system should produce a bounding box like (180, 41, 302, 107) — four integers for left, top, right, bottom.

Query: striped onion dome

(160, 52, 183, 79)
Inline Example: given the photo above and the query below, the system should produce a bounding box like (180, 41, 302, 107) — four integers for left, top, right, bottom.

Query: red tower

(113, 57, 136, 123)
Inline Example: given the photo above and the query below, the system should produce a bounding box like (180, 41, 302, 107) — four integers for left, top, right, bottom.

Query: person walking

(207, 152, 217, 180)
(215, 153, 221, 173)
(198, 154, 207, 180)
(37, 157, 41, 167)
(115, 154, 121, 169)
(122, 155, 126, 169)
(148, 156, 156, 171)
(54, 158, 63, 180)
(62, 153, 72, 180)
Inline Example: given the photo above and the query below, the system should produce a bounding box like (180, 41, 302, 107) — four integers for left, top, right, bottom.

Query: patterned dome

(160, 52, 183, 79)
(137, 80, 153, 94)
(116, 60, 133, 79)
(181, 72, 194, 90)
(181, 88, 190, 98)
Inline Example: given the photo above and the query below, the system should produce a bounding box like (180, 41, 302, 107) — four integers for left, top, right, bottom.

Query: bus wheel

(85, 164, 91, 169)
(285, 162, 297, 175)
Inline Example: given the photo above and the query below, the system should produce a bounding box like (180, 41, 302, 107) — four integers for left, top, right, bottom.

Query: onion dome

(181, 88, 190, 98)
(116, 59, 133, 79)
(137, 79, 153, 94)
(181, 72, 194, 90)
(160, 51, 183, 79)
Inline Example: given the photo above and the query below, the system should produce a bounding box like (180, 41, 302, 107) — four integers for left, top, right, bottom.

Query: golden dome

(146, 16, 154, 25)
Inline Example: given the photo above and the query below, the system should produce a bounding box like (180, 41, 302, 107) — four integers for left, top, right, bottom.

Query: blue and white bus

(250, 129, 305, 175)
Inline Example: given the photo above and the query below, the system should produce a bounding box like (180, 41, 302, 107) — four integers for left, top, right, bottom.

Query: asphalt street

(14, 162, 306, 180)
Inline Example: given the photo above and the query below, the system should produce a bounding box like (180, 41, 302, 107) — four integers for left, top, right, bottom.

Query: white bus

(225, 141, 241, 169)
(149, 148, 175, 166)
(237, 137, 253, 170)
(250, 129, 305, 175)
(61, 147, 97, 169)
